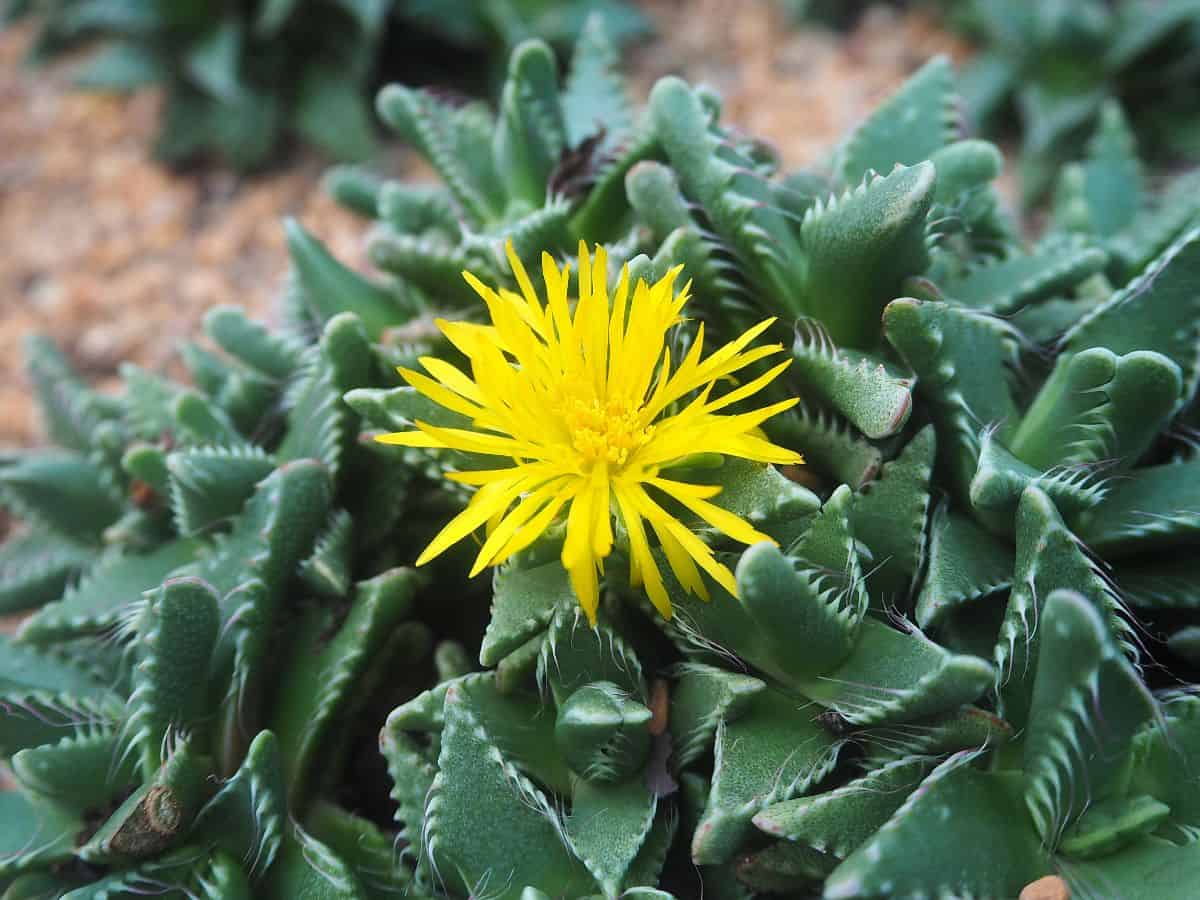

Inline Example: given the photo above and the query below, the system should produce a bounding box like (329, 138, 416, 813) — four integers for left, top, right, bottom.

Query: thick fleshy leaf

(915, 501, 1013, 629)
(852, 425, 935, 605)
(189, 731, 286, 881)
(0, 528, 93, 615)
(754, 755, 933, 859)
(939, 237, 1107, 314)
(995, 487, 1135, 733)
(797, 617, 995, 726)
(668, 662, 764, 770)
(20, 538, 203, 644)
(125, 577, 220, 778)
(425, 681, 597, 898)
(481, 559, 575, 667)
(1076, 459, 1200, 556)
(692, 684, 840, 865)
(824, 756, 1050, 900)
(790, 318, 914, 438)
(884, 298, 1021, 497)
(566, 777, 656, 898)
(1023, 590, 1156, 846)
(269, 568, 418, 807)
(836, 55, 957, 184)
(1060, 225, 1200, 405)
(801, 163, 935, 348)
(1010, 347, 1182, 471)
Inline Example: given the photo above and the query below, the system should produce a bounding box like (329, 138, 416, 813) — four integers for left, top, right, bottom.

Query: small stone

(1020, 875, 1070, 900)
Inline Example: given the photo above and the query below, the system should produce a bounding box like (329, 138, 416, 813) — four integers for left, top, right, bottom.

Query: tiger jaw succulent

(5, 19, 1200, 900)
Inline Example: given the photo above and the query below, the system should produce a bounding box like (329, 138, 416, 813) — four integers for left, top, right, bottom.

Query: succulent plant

(952, 0, 1200, 201)
(5, 23, 1200, 900)
(1, 0, 647, 170)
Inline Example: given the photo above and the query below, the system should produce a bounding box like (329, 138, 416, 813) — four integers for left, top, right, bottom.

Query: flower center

(559, 383, 653, 468)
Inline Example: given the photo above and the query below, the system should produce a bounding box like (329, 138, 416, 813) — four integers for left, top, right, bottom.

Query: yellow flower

(378, 242, 802, 624)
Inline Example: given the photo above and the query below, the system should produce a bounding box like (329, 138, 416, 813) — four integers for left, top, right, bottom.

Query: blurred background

(1, 0, 1197, 450)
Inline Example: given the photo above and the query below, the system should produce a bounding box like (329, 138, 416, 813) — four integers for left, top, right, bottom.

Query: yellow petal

(648, 477, 775, 547)
(415, 476, 530, 566)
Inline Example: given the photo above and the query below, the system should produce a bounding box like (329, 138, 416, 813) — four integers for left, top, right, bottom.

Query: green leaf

(72, 41, 164, 91)
(184, 20, 242, 101)
(562, 13, 632, 149)
(0, 635, 122, 756)
(294, 64, 377, 163)
(1061, 226, 1200, 404)
(306, 803, 414, 898)
(323, 164, 383, 219)
(269, 568, 418, 808)
(189, 731, 286, 880)
(566, 778, 656, 898)
(1055, 101, 1142, 237)
(204, 305, 302, 382)
(375, 86, 505, 227)
(824, 757, 1050, 900)
(1059, 794, 1170, 860)
(1077, 460, 1200, 556)
(853, 425, 935, 604)
(0, 633, 114, 698)
(172, 389, 246, 448)
(276, 350, 346, 477)
(425, 681, 598, 899)
(284, 218, 411, 339)
(494, 40, 566, 209)
(482, 559, 574, 666)
(624, 806, 679, 890)
(540, 604, 644, 705)
(859, 706, 1014, 765)
(366, 229, 487, 308)
(737, 489, 866, 676)
(1107, 170, 1200, 278)
(572, 125, 663, 243)
(968, 428, 1108, 536)
(667, 662, 764, 769)
(555, 681, 652, 784)
(263, 823, 369, 899)
(297, 509, 354, 600)
(801, 162, 935, 348)
(939, 237, 1108, 314)
(798, 617, 995, 725)
(0, 528, 93, 615)
(168, 445, 276, 539)
(753, 755, 934, 859)
(649, 76, 806, 320)
(884, 298, 1022, 497)
(0, 452, 123, 544)
(20, 538, 203, 643)
(1010, 348, 1182, 471)
(0, 791, 78, 878)
(125, 577, 220, 778)
(24, 334, 109, 453)
(691, 685, 840, 865)
(995, 487, 1135, 732)
(1058, 836, 1200, 900)
(11, 729, 137, 816)
(79, 738, 211, 864)
(837, 55, 957, 184)
(1117, 554, 1200, 610)
(790, 318, 914, 438)
(764, 405, 883, 490)
(915, 501, 1013, 629)
(1023, 590, 1156, 845)
(1130, 692, 1200, 837)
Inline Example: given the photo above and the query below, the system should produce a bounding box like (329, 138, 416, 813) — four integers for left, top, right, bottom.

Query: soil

(0, 2, 968, 450)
